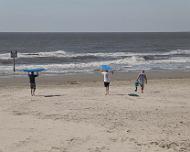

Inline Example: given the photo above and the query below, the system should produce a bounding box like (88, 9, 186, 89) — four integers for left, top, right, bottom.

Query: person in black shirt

(28, 72, 39, 96)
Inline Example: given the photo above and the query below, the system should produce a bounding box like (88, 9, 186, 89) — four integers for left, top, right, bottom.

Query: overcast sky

(0, 0, 190, 32)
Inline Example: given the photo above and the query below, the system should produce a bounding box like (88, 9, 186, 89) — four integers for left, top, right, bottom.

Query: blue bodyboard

(99, 65, 112, 71)
(23, 68, 46, 72)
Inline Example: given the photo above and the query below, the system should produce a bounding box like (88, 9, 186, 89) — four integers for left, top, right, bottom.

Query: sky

(0, 0, 190, 32)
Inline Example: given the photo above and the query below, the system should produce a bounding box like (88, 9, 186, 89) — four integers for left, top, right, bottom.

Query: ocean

(0, 32, 190, 75)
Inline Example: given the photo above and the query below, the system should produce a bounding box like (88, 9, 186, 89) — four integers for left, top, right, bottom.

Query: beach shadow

(44, 95, 63, 97)
(112, 93, 139, 97)
(36, 94, 64, 98)
(128, 93, 139, 97)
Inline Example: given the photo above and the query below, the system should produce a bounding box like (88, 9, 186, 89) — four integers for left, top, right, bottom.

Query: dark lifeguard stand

(10, 51, 18, 72)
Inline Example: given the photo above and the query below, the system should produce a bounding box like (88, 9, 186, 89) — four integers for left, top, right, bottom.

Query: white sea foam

(0, 50, 131, 59)
(0, 53, 10, 60)
(1, 49, 190, 74)
(162, 49, 190, 55)
(149, 56, 190, 64)
(0, 49, 190, 60)
(3, 56, 188, 72)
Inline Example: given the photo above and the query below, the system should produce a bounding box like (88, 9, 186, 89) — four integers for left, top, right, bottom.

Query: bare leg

(135, 86, 137, 92)
(33, 88, 36, 96)
(106, 86, 109, 95)
(141, 85, 144, 93)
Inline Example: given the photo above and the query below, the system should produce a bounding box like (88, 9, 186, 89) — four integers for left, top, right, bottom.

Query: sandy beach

(0, 71, 190, 152)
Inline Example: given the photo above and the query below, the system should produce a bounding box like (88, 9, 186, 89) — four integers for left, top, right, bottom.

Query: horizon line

(0, 31, 190, 33)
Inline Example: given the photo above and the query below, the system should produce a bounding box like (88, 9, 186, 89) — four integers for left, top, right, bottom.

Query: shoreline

(0, 70, 190, 87)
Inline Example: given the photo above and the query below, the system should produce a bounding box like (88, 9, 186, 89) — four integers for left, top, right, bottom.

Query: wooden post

(11, 51, 17, 72)
(13, 57, 16, 72)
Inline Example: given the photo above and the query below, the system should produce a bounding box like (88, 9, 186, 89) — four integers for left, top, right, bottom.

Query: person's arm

(111, 70, 114, 75)
(136, 74, 140, 81)
(34, 72, 39, 77)
(101, 71, 105, 75)
(95, 69, 104, 73)
(145, 74, 147, 84)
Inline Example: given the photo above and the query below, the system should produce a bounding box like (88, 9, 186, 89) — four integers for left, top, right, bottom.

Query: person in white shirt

(135, 70, 147, 93)
(101, 70, 113, 95)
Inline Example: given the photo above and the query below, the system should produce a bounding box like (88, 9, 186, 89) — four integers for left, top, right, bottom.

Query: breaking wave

(0, 49, 190, 74)
(0, 49, 190, 60)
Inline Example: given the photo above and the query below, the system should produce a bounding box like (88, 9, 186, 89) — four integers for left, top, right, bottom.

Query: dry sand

(0, 72, 190, 152)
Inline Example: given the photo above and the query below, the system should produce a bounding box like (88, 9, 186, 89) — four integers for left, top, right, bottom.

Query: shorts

(30, 83, 36, 89)
(104, 82, 110, 87)
(135, 81, 144, 88)
(139, 83, 144, 88)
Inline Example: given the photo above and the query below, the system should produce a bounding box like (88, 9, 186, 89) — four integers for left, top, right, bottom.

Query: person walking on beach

(101, 70, 113, 95)
(28, 72, 39, 96)
(135, 70, 147, 93)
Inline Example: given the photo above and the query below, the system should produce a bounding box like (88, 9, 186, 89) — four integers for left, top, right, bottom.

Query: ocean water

(0, 32, 190, 75)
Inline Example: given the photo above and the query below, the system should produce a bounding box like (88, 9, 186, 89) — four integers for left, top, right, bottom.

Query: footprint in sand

(15, 137, 31, 147)
(12, 110, 28, 116)
(109, 137, 118, 142)
(49, 146, 68, 152)
(88, 146, 107, 152)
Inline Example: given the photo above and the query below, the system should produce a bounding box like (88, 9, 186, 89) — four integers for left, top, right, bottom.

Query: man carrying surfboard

(135, 70, 147, 93)
(28, 72, 39, 96)
(96, 65, 114, 95)
(101, 70, 112, 95)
